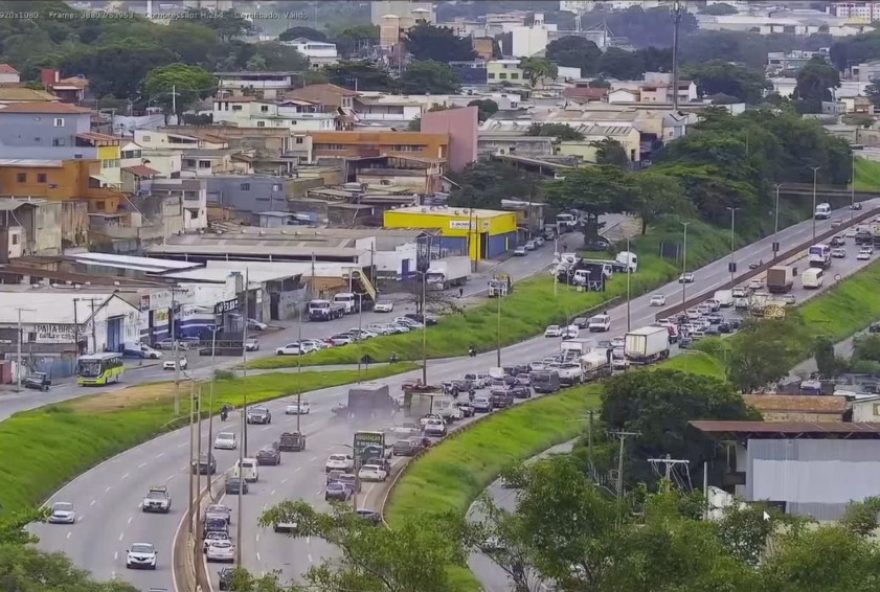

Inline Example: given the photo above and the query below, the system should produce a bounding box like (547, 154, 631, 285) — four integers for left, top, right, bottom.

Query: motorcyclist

(220, 405, 229, 422)
(468, 345, 476, 357)
(389, 352, 399, 363)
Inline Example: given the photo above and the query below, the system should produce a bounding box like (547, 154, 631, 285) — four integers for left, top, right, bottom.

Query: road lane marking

(256, 552, 262, 562)
(307, 553, 313, 564)
(315, 489, 322, 496)
(127, 516, 133, 525)
(306, 537, 310, 545)
(270, 489, 276, 496)
(309, 456, 318, 462)
(114, 552, 118, 561)
(111, 571, 116, 579)
(105, 486, 112, 493)
(156, 452, 165, 459)
(66, 531, 71, 539)
(255, 534, 260, 543)
(118, 532, 124, 541)
(293, 467, 302, 473)
(138, 462, 148, 469)
(90, 499, 96, 507)
(166, 474, 176, 482)
(281, 478, 288, 484)
(121, 472, 129, 480)
(177, 442, 187, 448)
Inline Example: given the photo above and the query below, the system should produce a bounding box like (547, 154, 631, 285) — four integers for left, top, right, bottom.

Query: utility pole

(811, 166, 820, 241)
(15, 307, 35, 392)
(241, 268, 250, 457)
(236, 399, 244, 566)
(169, 287, 187, 417)
(356, 292, 365, 382)
(609, 430, 640, 500)
(587, 410, 594, 470)
(647, 454, 691, 486)
(851, 151, 857, 219)
(625, 237, 631, 332)
(496, 288, 502, 367)
(680, 221, 689, 306)
(421, 271, 428, 384)
(171, 84, 177, 123)
(774, 183, 782, 235)
(89, 299, 98, 354)
(195, 384, 203, 534)
(671, 0, 684, 112)
(206, 326, 218, 483)
(188, 381, 195, 535)
(726, 207, 739, 284)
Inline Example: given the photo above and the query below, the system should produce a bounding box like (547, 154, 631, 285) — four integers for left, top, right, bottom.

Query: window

(198, 160, 211, 169)
(52, 138, 66, 147)
(33, 137, 41, 142)
(272, 184, 281, 191)
(54, 118, 65, 127)
(96, 201, 105, 211)
(11, 234, 18, 245)
(232, 105, 243, 111)
(295, 137, 304, 144)
(240, 183, 250, 191)
(488, 72, 496, 79)
(184, 159, 197, 168)
(260, 105, 269, 112)
(142, 135, 151, 142)
(74, 153, 83, 159)
(257, 121, 266, 127)
(16, 173, 26, 183)
(499, 73, 507, 79)
(511, 73, 519, 79)
(37, 173, 47, 183)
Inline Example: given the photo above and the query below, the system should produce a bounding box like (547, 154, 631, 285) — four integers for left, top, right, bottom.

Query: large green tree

(592, 138, 630, 168)
(629, 172, 693, 234)
(399, 60, 460, 94)
(404, 23, 476, 62)
(684, 60, 772, 104)
(60, 42, 177, 100)
(331, 24, 380, 58)
(142, 63, 216, 124)
(519, 57, 559, 87)
(545, 36, 602, 76)
(546, 165, 628, 238)
(323, 60, 394, 91)
(448, 160, 544, 208)
(278, 26, 327, 42)
(727, 319, 801, 391)
(0, 542, 139, 591)
(794, 57, 841, 113)
(259, 501, 470, 592)
(467, 98, 499, 122)
(601, 369, 757, 485)
(596, 47, 646, 79)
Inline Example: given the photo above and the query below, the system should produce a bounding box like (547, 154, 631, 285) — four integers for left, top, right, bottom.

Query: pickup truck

(548, 362, 584, 386)
(141, 486, 171, 513)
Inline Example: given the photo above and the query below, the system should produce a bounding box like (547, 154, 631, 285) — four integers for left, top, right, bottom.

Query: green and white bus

(77, 352, 124, 386)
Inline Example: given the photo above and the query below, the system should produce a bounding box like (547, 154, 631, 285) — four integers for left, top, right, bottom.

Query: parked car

(524, 240, 536, 251)
(276, 343, 304, 356)
(858, 247, 874, 260)
(472, 396, 493, 413)
(325, 453, 354, 473)
(392, 437, 425, 456)
(247, 318, 267, 331)
(324, 481, 352, 501)
(355, 509, 382, 525)
(830, 236, 845, 247)
(327, 334, 354, 346)
(513, 246, 527, 256)
(405, 313, 437, 326)
(583, 237, 610, 251)
(572, 316, 588, 328)
(123, 343, 161, 359)
(23, 371, 51, 391)
(832, 248, 847, 259)
(154, 339, 186, 350)
(206, 540, 235, 563)
(423, 418, 447, 437)
(357, 463, 388, 482)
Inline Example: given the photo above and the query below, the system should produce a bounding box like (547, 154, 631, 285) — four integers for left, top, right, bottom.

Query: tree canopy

(794, 57, 841, 113)
(684, 60, 772, 104)
(545, 36, 603, 77)
(467, 98, 499, 122)
(404, 23, 476, 62)
(448, 160, 544, 209)
(398, 61, 460, 94)
(323, 60, 394, 92)
(278, 26, 327, 42)
(142, 63, 216, 124)
(580, 5, 699, 49)
(519, 57, 558, 87)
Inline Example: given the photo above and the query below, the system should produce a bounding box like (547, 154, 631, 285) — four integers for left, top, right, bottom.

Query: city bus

(77, 352, 124, 386)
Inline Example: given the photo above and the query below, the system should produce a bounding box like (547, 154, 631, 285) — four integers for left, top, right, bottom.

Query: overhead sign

(214, 298, 239, 314)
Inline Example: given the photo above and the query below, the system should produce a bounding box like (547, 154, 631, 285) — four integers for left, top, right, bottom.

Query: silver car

(47, 501, 76, 524)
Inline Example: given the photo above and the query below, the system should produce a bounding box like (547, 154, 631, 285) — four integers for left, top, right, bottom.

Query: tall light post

(15, 307, 35, 392)
(625, 237, 632, 332)
(726, 207, 739, 283)
(496, 288, 503, 367)
(421, 271, 428, 384)
(671, 0, 685, 112)
(680, 221, 690, 306)
(355, 292, 366, 382)
(851, 151, 857, 219)
(811, 166, 820, 241)
(774, 183, 782, 235)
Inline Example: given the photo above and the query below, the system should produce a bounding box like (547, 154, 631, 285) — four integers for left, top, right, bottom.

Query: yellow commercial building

(383, 205, 519, 261)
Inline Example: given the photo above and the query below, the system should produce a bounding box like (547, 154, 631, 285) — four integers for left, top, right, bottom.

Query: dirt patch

(69, 380, 195, 414)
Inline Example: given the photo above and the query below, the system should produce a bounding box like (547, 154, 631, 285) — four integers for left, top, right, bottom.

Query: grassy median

(0, 364, 415, 516)
(248, 220, 745, 370)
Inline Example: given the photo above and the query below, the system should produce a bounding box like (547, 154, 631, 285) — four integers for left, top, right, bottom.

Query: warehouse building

(693, 420, 880, 521)
(382, 205, 519, 261)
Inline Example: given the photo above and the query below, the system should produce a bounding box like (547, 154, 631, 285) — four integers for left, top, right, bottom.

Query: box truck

(713, 290, 734, 308)
(766, 265, 795, 294)
(426, 256, 470, 291)
(624, 326, 670, 365)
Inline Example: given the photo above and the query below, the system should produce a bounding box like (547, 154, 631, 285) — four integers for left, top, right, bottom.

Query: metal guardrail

(654, 206, 880, 321)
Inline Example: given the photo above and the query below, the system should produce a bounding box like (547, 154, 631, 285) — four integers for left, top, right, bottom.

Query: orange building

(0, 158, 124, 212)
(307, 131, 449, 161)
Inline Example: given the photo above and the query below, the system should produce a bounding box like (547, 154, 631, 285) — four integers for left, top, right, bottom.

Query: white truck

(624, 326, 670, 365)
(581, 351, 612, 381)
(616, 251, 638, 273)
(588, 314, 611, 332)
(548, 362, 584, 386)
(561, 338, 594, 361)
(713, 289, 733, 308)
(426, 256, 470, 291)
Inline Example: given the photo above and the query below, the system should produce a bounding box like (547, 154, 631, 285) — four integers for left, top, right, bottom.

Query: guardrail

(654, 206, 880, 321)
(173, 466, 228, 592)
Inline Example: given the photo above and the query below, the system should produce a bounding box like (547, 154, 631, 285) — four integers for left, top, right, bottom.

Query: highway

(29, 202, 879, 591)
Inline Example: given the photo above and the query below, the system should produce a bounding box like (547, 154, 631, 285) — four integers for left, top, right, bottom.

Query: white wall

(373, 243, 417, 277)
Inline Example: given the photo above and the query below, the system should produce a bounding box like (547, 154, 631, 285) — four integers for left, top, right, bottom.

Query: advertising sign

(416, 235, 432, 273)
(214, 298, 239, 314)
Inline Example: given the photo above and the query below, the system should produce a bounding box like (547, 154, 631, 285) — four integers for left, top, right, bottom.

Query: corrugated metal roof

(692, 420, 880, 436)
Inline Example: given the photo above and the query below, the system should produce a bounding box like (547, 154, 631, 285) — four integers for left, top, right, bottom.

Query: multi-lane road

(28, 202, 879, 591)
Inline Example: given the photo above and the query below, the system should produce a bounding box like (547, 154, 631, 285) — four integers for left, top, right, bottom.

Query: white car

(649, 294, 666, 306)
(47, 501, 76, 524)
(203, 531, 230, 551)
(845, 227, 858, 238)
(298, 340, 325, 351)
(679, 272, 695, 283)
(513, 246, 527, 256)
(610, 336, 625, 349)
(205, 540, 235, 563)
(325, 453, 354, 473)
(831, 248, 847, 258)
(423, 418, 447, 437)
(357, 464, 388, 482)
(544, 325, 562, 338)
(276, 343, 304, 356)
(125, 543, 157, 570)
(285, 402, 310, 415)
(245, 338, 260, 351)
(162, 358, 187, 371)
(395, 317, 424, 329)
(748, 279, 764, 291)
(214, 432, 237, 450)
(858, 247, 873, 260)
(247, 318, 268, 331)
(374, 301, 394, 313)
(561, 325, 579, 339)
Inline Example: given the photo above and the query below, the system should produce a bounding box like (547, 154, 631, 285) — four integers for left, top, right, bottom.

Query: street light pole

(811, 166, 820, 241)
(15, 307, 35, 392)
(774, 183, 782, 235)
(420, 271, 427, 384)
(851, 151, 857, 219)
(680, 221, 689, 306)
(625, 237, 631, 333)
(496, 290, 502, 367)
(726, 207, 738, 283)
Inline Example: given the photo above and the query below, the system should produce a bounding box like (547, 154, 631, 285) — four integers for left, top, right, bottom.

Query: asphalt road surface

(30, 202, 879, 590)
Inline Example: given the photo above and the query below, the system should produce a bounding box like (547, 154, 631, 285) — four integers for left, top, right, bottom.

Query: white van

(234, 458, 259, 482)
(814, 203, 832, 220)
(333, 292, 357, 314)
(801, 267, 824, 289)
(588, 314, 612, 332)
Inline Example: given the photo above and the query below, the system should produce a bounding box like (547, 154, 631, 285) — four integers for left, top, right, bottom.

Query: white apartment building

(830, 1, 880, 22)
(212, 97, 337, 131)
(281, 38, 339, 69)
(510, 13, 558, 57)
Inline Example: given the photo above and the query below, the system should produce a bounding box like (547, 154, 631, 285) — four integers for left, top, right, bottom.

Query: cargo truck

(766, 265, 795, 294)
(624, 326, 670, 365)
(580, 351, 612, 381)
(713, 290, 733, 308)
(560, 338, 595, 361)
(426, 256, 471, 291)
(333, 383, 397, 418)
